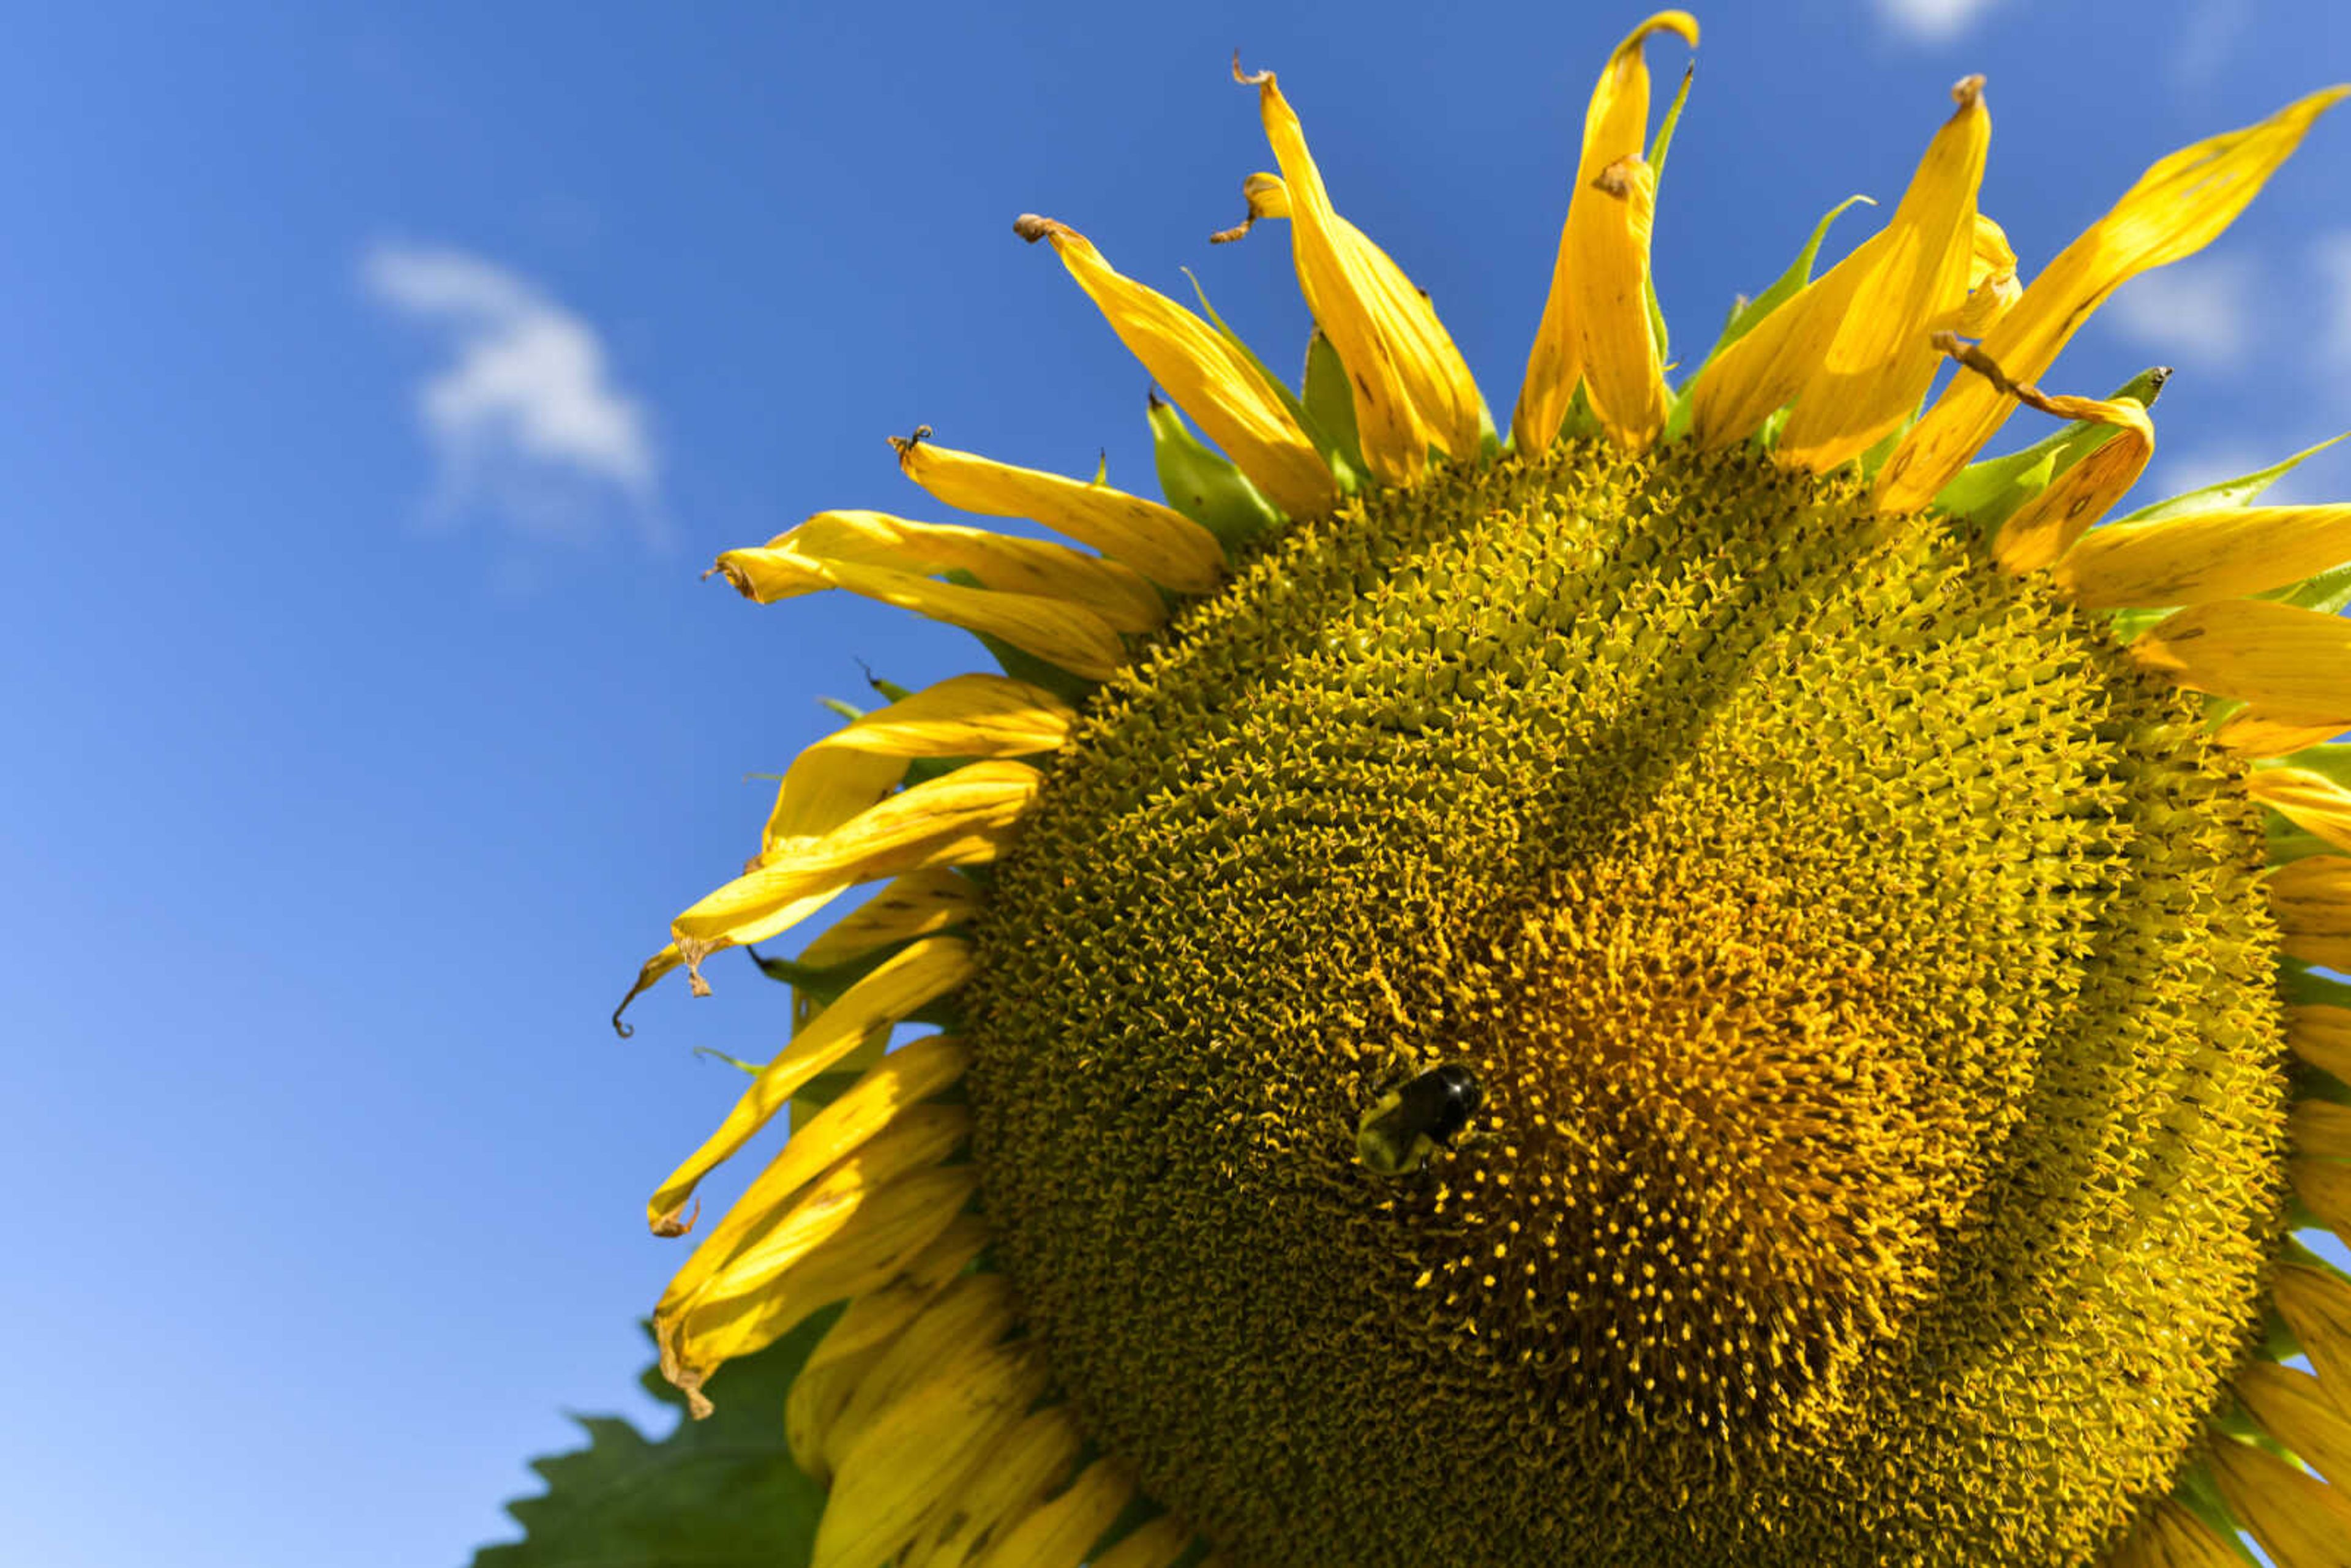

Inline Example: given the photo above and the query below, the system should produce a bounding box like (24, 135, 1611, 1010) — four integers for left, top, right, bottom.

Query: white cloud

(1872, 0, 2001, 41)
(365, 244, 662, 546)
(2317, 231, 2351, 361)
(2099, 255, 2257, 370)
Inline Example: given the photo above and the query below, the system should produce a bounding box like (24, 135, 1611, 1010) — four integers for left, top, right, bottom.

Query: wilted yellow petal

(2132, 600, 2351, 726)
(2294, 1005, 2351, 1083)
(2276, 1261, 2351, 1414)
(673, 760, 1041, 965)
(891, 433, 1226, 595)
(2106, 1497, 2251, 1568)
(1936, 212, 2022, 337)
(900, 1406, 1085, 1568)
(1690, 77, 1986, 468)
(1878, 86, 2347, 512)
(1775, 78, 1989, 471)
(2252, 771, 2351, 855)
(785, 1340, 881, 1486)
(1515, 11, 1697, 454)
(970, 1460, 1137, 1568)
(1991, 396, 2154, 570)
(1243, 67, 1481, 481)
(1016, 216, 1338, 520)
(2208, 1431, 2351, 1568)
(663, 1163, 975, 1414)
(815, 1343, 1051, 1568)
(646, 939, 974, 1232)
(2058, 506, 2351, 609)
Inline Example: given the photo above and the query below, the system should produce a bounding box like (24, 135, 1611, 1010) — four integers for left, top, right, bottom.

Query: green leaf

(1148, 396, 1281, 553)
(474, 1313, 838, 1568)
(2120, 432, 2348, 523)
(1932, 367, 2171, 536)
(1643, 62, 1694, 366)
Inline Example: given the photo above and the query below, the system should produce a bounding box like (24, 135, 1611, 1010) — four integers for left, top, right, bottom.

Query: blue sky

(5, 2, 2350, 1564)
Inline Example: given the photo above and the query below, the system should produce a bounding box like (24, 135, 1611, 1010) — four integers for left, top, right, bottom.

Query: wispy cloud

(365, 244, 662, 546)
(2099, 254, 2257, 371)
(1872, 0, 2001, 42)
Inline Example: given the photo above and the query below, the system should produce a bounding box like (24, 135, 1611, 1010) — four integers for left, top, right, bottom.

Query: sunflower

(612, 13, 2351, 1566)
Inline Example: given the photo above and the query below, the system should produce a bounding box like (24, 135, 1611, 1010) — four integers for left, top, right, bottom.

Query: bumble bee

(1355, 1062, 1481, 1176)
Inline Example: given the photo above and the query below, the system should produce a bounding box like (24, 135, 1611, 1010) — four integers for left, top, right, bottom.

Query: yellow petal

(1016, 216, 1339, 520)
(798, 868, 986, 968)
(2276, 1262, 2351, 1414)
(1222, 170, 1483, 470)
(673, 761, 1041, 964)
(970, 1460, 1137, 1568)
(801, 1210, 989, 1373)
(662, 1163, 975, 1414)
(1515, 11, 1698, 454)
(1775, 78, 1990, 472)
(1691, 76, 1987, 468)
(1936, 212, 2022, 337)
(1877, 86, 2348, 513)
(1092, 1516, 1195, 1568)
(786, 1340, 882, 1486)
(2254, 771, 2351, 855)
(2297, 1155, 2351, 1235)
(2134, 601, 2351, 727)
(824, 1274, 1017, 1473)
(814, 1343, 1051, 1568)
(761, 675, 1073, 860)
(1243, 66, 1482, 481)
(673, 1105, 968, 1327)
(721, 508, 1164, 634)
(2218, 711, 2349, 759)
(2295, 1005, 2351, 1083)
(645, 939, 974, 1232)
(891, 433, 1226, 595)
(657, 1033, 973, 1311)
(2242, 1359, 2351, 1483)
(2208, 1431, 2351, 1568)
(1573, 154, 1668, 449)
(2106, 1497, 2251, 1568)
(900, 1406, 1085, 1568)
(2298, 1099, 2351, 1161)
(2057, 506, 2351, 609)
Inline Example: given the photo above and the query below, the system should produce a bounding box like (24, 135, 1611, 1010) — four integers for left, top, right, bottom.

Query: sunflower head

(615, 17, 2351, 1567)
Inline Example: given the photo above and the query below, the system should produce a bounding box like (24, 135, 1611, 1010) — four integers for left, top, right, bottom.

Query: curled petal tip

(1952, 73, 1985, 110)
(1231, 50, 1270, 87)
(1012, 213, 1061, 244)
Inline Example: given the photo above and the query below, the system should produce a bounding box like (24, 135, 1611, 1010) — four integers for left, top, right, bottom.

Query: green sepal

(2290, 1054, 2351, 1106)
(473, 1313, 838, 1568)
(1693, 193, 1875, 372)
(691, 1045, 762, 1076)
(1183, 269, 1361, 493)
(2276, 744, 2351, 790)
(1302, 330, 1368, 481)
(819, 696, 863, 724)
(2120, 432, 2350, 524)
(748, 936, 940, 1011)
(1149, 396, 1282, 553)
(1643, 62, 1694, 366)
(785, 1067, 868, 1119)
(2268, 561, 2351, 616)
(2266, 826, 2340, 866)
